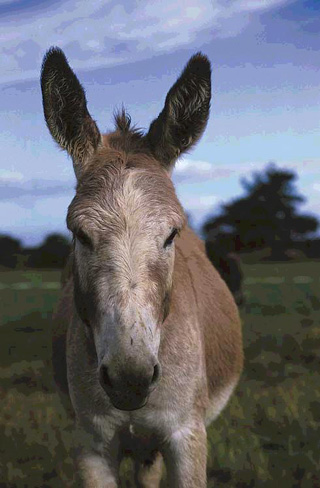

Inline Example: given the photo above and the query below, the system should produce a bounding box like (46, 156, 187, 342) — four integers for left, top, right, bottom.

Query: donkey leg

(134, 452, 163, 488)
(164, 421, 207, 488)
(78, 451, 119, 488)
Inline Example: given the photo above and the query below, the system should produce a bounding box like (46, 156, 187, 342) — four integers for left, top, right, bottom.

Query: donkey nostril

(100, 365, 113, 390)
(151, 363, 161, 386)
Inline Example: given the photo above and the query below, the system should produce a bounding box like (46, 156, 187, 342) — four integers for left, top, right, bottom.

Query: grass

(1, 264, 320, 487)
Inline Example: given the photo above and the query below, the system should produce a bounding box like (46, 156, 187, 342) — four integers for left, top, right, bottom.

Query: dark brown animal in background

(205, 241, 244, 306)
(41, 47, 243, 488)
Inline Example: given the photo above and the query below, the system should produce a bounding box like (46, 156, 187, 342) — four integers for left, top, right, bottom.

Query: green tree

(203, 164, 318, 259)
(28, 233, 71, 268)
(0, 235, 22, 268)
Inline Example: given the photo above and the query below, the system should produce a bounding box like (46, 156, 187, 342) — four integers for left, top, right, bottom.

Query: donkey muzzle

(99, 360, 161, 411)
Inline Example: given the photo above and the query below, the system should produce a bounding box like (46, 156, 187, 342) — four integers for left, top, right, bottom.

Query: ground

(0, 263, 320, 487)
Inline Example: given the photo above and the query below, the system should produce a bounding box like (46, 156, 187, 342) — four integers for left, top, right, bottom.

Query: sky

(1, 0, 319, 245)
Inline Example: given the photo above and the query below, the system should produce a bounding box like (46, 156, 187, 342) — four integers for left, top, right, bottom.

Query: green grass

(1, 264, 320, 487)
(0, 270, 61, 328)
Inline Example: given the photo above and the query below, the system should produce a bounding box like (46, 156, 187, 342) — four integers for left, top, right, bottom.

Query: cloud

(313, 183, 320, 192)
(173, 158, 260, 185)
(0, 0, 290, 84)
(176, 191, 221, 230)
(173, 157, 320, 185)
(173, 158, 233, 184)
(0, 178, 74, 201)
(0, 194, 72, 246)
(0, 169, 24, 182)
(181, 193, 219, 211)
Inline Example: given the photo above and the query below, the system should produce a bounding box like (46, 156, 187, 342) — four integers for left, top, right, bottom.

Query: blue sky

(1, 0, 319, 245)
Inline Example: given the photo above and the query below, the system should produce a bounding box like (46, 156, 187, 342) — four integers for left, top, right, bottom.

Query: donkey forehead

(67, 149, 185, 233)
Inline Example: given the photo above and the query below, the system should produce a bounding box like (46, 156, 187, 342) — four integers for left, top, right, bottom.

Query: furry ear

(41, 47, 101, 178)
(146, 53, 211, 172)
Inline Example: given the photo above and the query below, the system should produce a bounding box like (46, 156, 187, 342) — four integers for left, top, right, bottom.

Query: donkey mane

(113, 109, 142, 136)
(107, 109, 148, 158)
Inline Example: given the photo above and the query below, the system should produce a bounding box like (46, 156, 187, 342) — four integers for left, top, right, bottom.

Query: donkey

(41, 47, 243, 487)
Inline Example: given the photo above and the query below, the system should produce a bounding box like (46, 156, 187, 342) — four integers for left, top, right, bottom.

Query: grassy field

(1, 263, 320, 487)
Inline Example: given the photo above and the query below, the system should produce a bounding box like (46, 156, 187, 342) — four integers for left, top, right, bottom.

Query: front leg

(164, 420, 207, 488)
(78, 450, 119, 488)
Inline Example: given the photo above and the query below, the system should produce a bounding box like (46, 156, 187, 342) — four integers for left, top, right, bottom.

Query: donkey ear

(41, 47, 101, 178)
(146, 52, 211, 172)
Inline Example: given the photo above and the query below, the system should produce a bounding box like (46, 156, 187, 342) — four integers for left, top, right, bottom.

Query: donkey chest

(93, 398, 190, 449)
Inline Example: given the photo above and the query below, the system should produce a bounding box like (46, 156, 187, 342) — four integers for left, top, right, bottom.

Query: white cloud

(312, 183, 320, 192)
(0, 194, 72, 245)
(177, 191, 220, 229)
(173, 158, 233, 183)
(0, 169, 24, 182)
(0, 0, 289, 84)
(173, 157, 320, 185)
(181, 193, 219, 211)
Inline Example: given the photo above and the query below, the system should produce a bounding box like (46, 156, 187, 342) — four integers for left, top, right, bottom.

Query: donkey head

(41, 48, 211, 411)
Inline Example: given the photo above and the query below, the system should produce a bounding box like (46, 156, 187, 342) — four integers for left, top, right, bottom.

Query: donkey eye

(75, 229, 92, 248)
(164, 228, 179, 248)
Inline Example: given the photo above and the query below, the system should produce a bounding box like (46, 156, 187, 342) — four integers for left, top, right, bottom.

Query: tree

(203, 164, 318, 259)
(0, 235, 22, 268)
(27, 233, 71, 268)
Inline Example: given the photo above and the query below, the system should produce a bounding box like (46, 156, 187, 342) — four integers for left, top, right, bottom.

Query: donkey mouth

(109, 393, 149, 412)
